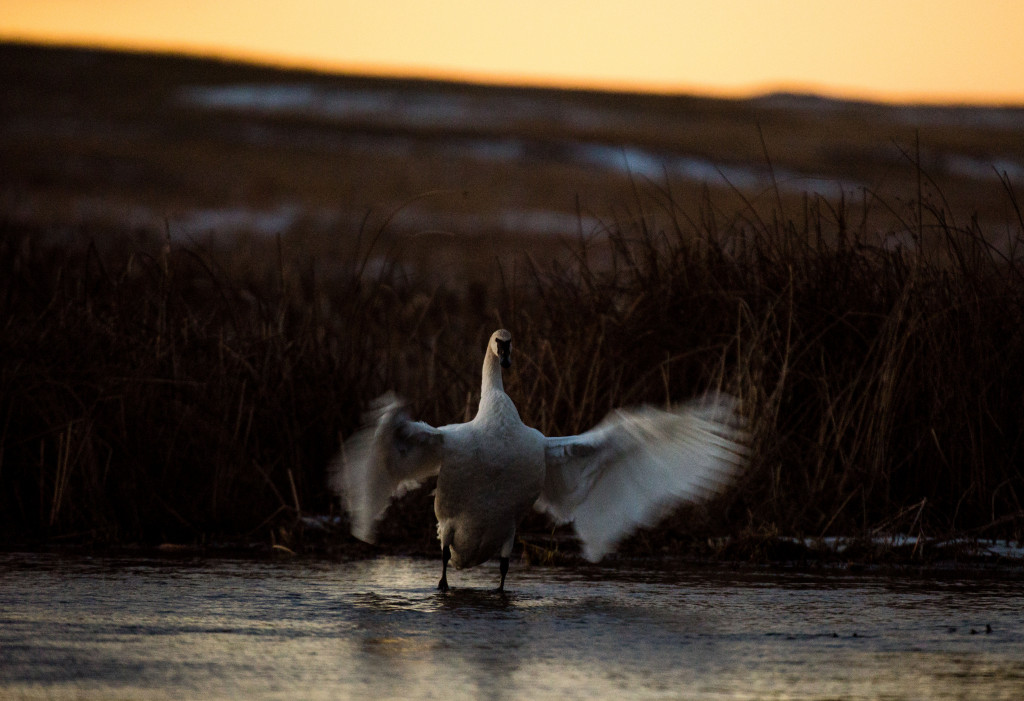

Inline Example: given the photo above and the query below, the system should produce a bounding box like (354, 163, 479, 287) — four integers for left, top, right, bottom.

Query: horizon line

(5, 35, 1024, 109)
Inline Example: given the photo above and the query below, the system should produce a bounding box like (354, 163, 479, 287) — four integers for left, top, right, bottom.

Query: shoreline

(4, 527, 1022, 575)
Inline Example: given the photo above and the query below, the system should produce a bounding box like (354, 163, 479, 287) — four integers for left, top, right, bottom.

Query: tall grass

(3, 179, 1023, 552)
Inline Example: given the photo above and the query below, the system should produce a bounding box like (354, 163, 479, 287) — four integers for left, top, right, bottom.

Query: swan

(328, 329, 747, 592)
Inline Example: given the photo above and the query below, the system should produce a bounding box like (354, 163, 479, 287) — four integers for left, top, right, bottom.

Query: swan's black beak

(496, 340, 512, 369)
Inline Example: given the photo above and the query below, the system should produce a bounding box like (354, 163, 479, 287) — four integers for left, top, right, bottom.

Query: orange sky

(3, 0, 1024, 104)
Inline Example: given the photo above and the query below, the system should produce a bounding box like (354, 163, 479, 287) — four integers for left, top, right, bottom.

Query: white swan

(329, 329, 747, 592)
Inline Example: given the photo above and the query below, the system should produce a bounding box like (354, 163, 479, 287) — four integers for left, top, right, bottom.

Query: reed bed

(3, 181, 1024, 557)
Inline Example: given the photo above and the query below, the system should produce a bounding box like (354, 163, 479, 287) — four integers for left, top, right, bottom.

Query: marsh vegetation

(4, 178, 1024, 558)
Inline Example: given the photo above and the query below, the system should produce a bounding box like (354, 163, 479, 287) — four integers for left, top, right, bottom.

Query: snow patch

(575, 143, 862, 195)
(387, 205, 601, 237)
(944, 155, 1024, 182)
(782, 535, 1024, 560)
(170, 204, 304, 237)
(178, 83, 616, 133)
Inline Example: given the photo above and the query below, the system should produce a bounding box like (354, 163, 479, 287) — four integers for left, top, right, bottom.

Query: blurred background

(2, 1, 1023, 276)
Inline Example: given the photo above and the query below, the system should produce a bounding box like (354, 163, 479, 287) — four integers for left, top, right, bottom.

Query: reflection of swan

(329, 330, 747, 592)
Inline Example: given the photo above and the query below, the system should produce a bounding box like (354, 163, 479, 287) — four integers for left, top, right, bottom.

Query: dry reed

(2, 178, 1023, 556)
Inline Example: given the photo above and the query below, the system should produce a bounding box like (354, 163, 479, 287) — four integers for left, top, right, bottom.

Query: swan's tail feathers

(540, 392, 749, 562)
(328, 392, 444, 544)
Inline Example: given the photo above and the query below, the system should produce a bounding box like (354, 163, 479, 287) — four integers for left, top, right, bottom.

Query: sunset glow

(3, 0, 1024, 104)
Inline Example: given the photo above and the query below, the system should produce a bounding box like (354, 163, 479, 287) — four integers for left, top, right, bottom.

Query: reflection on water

(1, 553, 1022, 700)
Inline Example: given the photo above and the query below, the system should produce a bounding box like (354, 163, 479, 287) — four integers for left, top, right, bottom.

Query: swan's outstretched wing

(539, 394, 748, 562)
(328, 392, 444, 543)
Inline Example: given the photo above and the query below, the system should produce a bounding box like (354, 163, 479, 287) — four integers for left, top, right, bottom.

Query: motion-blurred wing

(328, 392, 444, 543)
(539, 394, 748, 562)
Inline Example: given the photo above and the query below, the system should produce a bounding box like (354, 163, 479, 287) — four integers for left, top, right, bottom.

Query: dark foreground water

(1, 553, 1022, 700)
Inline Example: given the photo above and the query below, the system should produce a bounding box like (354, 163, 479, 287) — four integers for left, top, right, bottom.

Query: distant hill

(2, 40, 1022, 251)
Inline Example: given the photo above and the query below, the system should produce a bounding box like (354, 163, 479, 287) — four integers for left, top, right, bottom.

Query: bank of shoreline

(4, 526, 1023, 576)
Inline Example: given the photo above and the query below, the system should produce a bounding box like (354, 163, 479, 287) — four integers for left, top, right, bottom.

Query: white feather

(539, 395, 748, 562)
(327, 392, 443, 543)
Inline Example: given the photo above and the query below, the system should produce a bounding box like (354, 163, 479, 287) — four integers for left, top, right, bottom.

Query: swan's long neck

(480, 350, 504, 399)
(476, 347, 520, 423)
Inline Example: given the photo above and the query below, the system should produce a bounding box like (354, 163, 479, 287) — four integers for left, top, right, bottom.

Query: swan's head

(489, 329, 512, 369)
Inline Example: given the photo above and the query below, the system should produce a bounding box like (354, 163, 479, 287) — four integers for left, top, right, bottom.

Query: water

(1, 553, 1022, 700)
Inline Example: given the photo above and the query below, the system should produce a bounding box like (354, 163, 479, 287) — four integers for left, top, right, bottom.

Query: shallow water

(1, 553, 1022, 700)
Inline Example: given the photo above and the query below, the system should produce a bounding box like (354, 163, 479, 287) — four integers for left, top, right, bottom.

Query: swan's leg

(438, 544, 451, 592)
(496, 531, 514, 593)
(497, 557, 509, 593)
